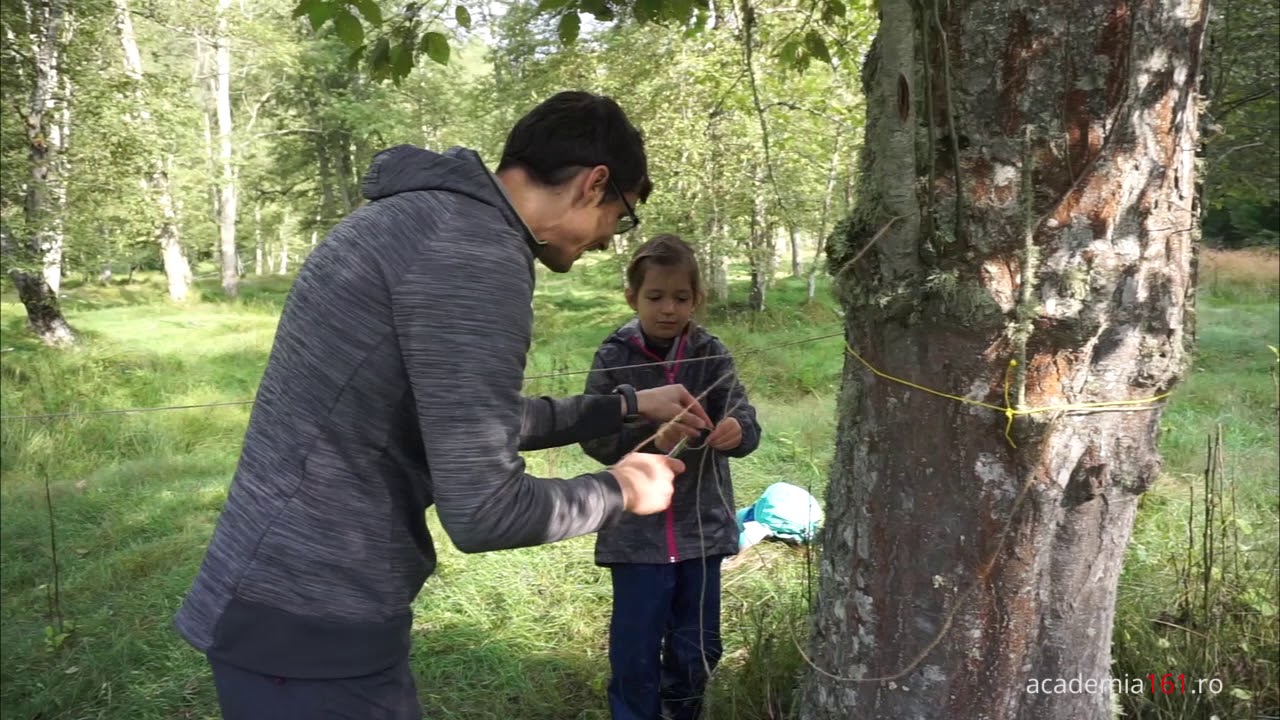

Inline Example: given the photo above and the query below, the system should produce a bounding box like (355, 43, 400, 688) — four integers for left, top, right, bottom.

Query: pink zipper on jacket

(630, 329, 688, 563)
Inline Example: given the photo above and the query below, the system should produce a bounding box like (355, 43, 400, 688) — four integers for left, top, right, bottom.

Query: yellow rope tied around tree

(843, 343, 1174, 448)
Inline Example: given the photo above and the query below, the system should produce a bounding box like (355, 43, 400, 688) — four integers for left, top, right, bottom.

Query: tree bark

(335, 130, 356, 213)
(195, 37, 220, 265)
(32, 0, 70, 297)
(747, 181, 767, 312)
(789, 225, 802, 278)
(12, 0, 75, 346)
(214, 0, 238, 297)
(115, 0, 191, 301)
(802, 1, 1206, 718)
(704, 118, 730, 304)
(317, 141, 337, 225)
(46, 68, 72, 296)
(703, 211, 729, 304)
(253, 198, 264, 276)
(10, 271, 76, 346)
(277, 210, 290, 275)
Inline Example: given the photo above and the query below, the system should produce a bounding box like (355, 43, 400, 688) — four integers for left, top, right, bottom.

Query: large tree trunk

(802, 2, 1206, 718)
(214, 0, 238, 297)
(45, 71, 71, 296)
(157, 157, 192, 290)
(33, 0, 70, 297)
(115, 0, 191, 301)
(10, 272, 76, 346)
(12, 0, 75, 346)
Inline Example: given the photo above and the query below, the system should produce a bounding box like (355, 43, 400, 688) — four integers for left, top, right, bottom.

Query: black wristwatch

(613, 384, 641, 423)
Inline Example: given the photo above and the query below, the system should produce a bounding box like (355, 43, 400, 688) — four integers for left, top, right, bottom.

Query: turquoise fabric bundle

(735, 482, 824, 550)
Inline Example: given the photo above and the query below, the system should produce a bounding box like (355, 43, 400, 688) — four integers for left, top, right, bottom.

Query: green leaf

(370, 35, 391, 70)
(667, 0, 693, 23)
(822, 0, 846, 22)
(455, 5, 472, 29)
(558, 12, 580, 44)
(580, 0, 613, 20)
(332, 8, 364, 46)
(349, 0, 383, 26)
(390, 38, 415, 79)
(421, 31, 450, 65)
(1230, 688, 1253, 700)
(291, 0, 318, 18)
(537, 0, 573, 11)
(804, 30, 831, 64)
(293, 0, 341, 32)
(634, 0, 660, 22)
(309, 2, 343, 32)
(779, 38, 801, 67)
(1234, 516, 1254, 536)
(346, 44, 366, 71)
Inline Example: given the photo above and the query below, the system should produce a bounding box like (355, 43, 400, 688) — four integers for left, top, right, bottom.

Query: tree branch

(740, 0, 796, 232)
(1212, 88, 1276, 119)
(254, 128, 326, 138)
(129, 8, 209, 42)
(1209, 141, 1266, 166)
(760, 101, 856, 130)
(931, 1, 964, 242)
(244, 86, 279, 137)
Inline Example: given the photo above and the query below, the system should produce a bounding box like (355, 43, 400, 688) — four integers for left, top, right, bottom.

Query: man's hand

(706, 417, 742, 451)
(635, 384, 712, 439)
(651, 422, 686, 453)
(610, 452, 686, 515)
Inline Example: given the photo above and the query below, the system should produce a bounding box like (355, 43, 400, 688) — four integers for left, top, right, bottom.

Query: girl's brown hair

(625, 234, 704, 305)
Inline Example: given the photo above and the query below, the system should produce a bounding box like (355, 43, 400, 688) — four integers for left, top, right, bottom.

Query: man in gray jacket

(174, 92, 711, 719)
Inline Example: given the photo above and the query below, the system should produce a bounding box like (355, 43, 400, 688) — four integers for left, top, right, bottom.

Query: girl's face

(626, 264, 696, 341)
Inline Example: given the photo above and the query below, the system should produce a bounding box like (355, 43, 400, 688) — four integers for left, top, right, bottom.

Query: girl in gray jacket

(582, 234, 762, 720)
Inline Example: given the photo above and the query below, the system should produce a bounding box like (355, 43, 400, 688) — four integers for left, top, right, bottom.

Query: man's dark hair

(498, 91, 653, 202)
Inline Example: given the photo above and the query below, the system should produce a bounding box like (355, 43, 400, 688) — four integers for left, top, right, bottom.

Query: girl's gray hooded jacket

(581, 319, 761, 565)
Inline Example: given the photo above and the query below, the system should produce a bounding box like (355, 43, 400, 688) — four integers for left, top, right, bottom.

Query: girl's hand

(707, 417, 742, 451)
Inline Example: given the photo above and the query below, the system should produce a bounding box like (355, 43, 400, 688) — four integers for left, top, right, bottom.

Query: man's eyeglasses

(608, 177, 640, 235)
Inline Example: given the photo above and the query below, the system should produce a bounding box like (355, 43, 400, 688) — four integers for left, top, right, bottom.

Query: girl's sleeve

(706, 341, 761, 458)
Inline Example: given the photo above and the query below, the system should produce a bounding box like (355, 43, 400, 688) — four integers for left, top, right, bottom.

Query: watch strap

(613, 383, 640, 422)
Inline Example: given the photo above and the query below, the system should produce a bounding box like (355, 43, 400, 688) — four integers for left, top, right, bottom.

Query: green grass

(1112, 283, 1280, 719)
(1, 255, 1275, 719)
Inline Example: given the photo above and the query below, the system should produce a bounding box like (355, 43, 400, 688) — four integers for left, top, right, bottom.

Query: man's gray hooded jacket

(174, 145, 626, 679)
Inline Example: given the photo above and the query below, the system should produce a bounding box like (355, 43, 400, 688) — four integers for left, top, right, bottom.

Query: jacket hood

(360, 144, 538, 249)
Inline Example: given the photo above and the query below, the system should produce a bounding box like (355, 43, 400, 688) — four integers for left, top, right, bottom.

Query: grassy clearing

(1112, 252, 1279, 719)
(1, 253, 1276, 719)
